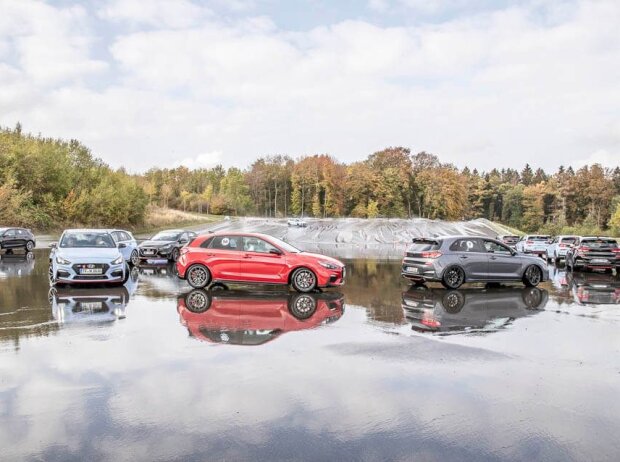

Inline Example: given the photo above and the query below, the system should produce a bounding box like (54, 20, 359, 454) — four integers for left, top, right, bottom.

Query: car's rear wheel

(186, 264, 211, 289)
(441, 266, 465, 289)
(25, 240, 34, 252)
(291, 268, 317, 293)
(289, 293, 317, 319)
(130, 250, 139, 266)
(171, 248, 180, 262)
(523, 265, 542, 287)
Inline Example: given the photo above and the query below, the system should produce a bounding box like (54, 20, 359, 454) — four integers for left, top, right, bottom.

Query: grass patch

(133, 206, 222, 235)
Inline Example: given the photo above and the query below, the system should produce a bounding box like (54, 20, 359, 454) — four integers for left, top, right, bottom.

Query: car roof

(62, 229, 114, 234)
(204, 231, 276, 240)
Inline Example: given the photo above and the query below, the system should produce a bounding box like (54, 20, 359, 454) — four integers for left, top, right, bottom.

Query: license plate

(147, 259, 168, 265)
(80, 268, 102, 275)
(407, 266, 419, 274)
(591, 259, 609, 264)
(144, 250, 156, 255)
(81, 302, 103, 311)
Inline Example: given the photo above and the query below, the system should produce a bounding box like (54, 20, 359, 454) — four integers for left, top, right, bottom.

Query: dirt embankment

(198, 217, 514, 259)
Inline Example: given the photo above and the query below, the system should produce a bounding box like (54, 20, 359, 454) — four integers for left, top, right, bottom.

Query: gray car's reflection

(178, 288, 345, 346)
(0, 251, 35, 279)
(49, 267, 139, 324)
(402, 285, 548, 334)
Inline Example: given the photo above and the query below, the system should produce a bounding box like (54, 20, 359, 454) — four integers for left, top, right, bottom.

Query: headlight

(112, 255, 123, 265)
(56, 255, 71, 265)
(319, 260, 339, 270)
(161, 244, 173, 251)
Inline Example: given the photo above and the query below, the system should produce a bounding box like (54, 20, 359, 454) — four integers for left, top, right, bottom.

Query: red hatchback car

(176, 232, 346, 292)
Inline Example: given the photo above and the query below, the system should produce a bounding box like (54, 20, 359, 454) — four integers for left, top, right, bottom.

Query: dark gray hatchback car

(401, 236, 549, 289)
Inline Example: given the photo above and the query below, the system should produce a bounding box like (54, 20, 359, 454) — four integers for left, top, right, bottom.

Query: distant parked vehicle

(401, 236, 548, 289)
(109, 229, 140, 266)
(496, 235, 520, 248)
(49, 229, 130, 286)
(515, 234, 552, 256)
(287, 218, 307, 227)
(545, 235, 579, 264)
(565, 237, 620, 273)
(0, 227, 35, 253)
(138, 229, 197, 263)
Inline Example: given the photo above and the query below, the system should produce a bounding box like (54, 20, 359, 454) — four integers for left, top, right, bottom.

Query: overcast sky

(0, 0, 618, 172)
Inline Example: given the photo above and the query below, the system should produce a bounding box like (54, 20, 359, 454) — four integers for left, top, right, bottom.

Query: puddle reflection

(402, 285, 548, 334)
(178, 288, 344, 345)
(0, 251, 35, 279)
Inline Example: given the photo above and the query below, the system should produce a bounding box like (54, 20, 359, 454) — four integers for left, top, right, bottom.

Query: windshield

(0, 228, 7, 234)
(60, 232, 115, 248)
(152, 232, 181, 241)
(267, 236, 301, 253)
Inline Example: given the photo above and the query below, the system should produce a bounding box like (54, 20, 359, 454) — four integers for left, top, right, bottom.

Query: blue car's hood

(57, 247, 122, 262)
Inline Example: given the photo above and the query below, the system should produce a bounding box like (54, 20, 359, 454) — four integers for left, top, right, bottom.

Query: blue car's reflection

(402, 285, 548, 334)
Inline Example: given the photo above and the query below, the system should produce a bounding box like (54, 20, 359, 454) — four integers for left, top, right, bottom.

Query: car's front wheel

(130, 250, 139, 266)
(170, 248, 180, 262)
(186, 264, 211, 289)
(441, 266, 465, 289)
(523, 265, 542, 287)
(291, 268, 317, 292)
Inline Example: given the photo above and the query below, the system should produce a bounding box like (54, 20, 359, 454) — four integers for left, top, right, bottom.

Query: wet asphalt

(1, 249, 619, 461)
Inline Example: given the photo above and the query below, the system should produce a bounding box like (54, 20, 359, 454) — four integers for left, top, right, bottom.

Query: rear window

(581, 239, 618, 249)
(530, 235, 550, 241)
(408, 239, 442, 252)
(560, 237, 577, 244)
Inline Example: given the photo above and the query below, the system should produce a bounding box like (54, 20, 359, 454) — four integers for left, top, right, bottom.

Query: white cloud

(98, 0, 212, 29)
(175, 151, 224, 169)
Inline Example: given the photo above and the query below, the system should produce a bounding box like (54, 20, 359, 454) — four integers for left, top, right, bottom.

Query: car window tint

(408, 240, 441, 252)
(210, 236, 240, 250)
(581, 239, 617, 249)
(561, 237, 577, 244)
(4, 229, 16, 237)
(200, 237, 214, 248)
(484, 240, 512, 254)
(243, 237, 278, 254)
(450, 239, 484, 252)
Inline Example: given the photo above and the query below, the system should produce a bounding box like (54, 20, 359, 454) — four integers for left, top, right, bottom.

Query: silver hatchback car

(401, 236, 549, 289)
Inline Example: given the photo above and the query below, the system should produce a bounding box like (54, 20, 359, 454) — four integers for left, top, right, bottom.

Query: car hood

(57, 247, 122, 261)
(139, 240, 175, 247)
(297, 252, 344, 267)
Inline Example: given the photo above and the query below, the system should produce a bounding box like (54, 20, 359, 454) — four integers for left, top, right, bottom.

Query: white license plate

(81, 302, 103, 310)
(80, 268, 102, 275)
(147, 259, 168, 265)
(407, 266, 419, 274)
(591, 259, 609, 264)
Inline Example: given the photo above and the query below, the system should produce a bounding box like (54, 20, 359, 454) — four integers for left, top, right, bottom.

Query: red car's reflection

(177, 289, 344, 346)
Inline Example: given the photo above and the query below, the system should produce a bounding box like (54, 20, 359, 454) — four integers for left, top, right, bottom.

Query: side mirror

(269, 248, 283, 255)
(118, 243, 127, 249)
(49, 243, 57, 249)
(179, 239, 189, 245)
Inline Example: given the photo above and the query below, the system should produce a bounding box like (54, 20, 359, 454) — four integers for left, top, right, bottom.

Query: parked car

(515, 234, 552, 256)
(496, 235, 520, 248)
(0, 227, 36, 253)
(545, 235, 579, 264)
(566, 271, 620, 305)
(177, 288, 344, 346)
(401, 285, 547, 333)
(176, 232, 346, 292)
(49, 229, 130, 286)
(287, 218, 307, 227)
(138, 229, 197, 263)
(108, 229, 140, 266)
(401, 236, 548, 289)
(565, 237, 620, 272)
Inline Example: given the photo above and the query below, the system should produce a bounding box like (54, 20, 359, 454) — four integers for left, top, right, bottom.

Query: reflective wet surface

(1, 250, 619, 461)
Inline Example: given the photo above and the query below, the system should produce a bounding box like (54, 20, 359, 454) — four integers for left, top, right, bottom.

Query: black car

(497, 235, 520, 248)
(565, 237, 620, 272)
(138, 229, 197, 263)
(0, 227, 36, 253)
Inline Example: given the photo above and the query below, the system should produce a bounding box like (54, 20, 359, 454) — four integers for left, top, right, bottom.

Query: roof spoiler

(412, 237, 441, 244)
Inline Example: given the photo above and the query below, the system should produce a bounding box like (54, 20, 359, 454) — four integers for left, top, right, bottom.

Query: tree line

(2, 126, 620, 234)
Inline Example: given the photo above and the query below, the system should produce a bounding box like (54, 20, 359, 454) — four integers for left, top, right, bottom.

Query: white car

(545, 235, 579, 264)
(49, 229, 129, 286)
(515, 235, 551, 257)
(287, 218, 307, 227)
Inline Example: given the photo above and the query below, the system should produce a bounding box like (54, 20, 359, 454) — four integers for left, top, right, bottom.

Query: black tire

(170, 248, 180, 262)
(25, 240, 35, 252)
(291, 267, 317, 293)
(130, 250, 140, 266)
(48, 266, 57, 286)
(289, 293, 317, 319)
(209, 282, 229, 291)
(442, 290, 465, 314)
(26, 251, 34, 261)
(184, 289, 212, 313)
(441, 266, 465, 289)
(523, 265, 542, 287)
(554, 256, 560, 265)
(186, 264, 211, 289)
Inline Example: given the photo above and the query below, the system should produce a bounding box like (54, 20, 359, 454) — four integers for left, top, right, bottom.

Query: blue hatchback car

(108, 229, 140, 266)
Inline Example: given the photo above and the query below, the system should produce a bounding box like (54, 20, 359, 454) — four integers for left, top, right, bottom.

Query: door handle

(459, 255, 468, 259)
(490, 256, 498, 260)
(242, 254, 252, 259)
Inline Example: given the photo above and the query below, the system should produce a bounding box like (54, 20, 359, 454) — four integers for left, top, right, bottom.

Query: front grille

(140, 248, 159, 256)
(74, 275, 110, 280)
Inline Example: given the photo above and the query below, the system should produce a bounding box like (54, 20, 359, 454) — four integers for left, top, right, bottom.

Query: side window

(200, 237, 214, 248)
(5, 229, 16, 238)
(484, 240, 512, 254)
(123, 232, 132, 241)
(210, 235, 241, 250)
(450, 239, 484, 253)
(111, 231, 120, 242)
(243, 237, 278, 254)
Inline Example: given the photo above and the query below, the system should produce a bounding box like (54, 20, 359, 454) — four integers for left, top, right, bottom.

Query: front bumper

(56, 262, 125, 284)
(139, 246, 174, 260)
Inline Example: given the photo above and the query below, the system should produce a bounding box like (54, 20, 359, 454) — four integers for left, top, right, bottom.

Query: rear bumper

(401, 263, 439, 281)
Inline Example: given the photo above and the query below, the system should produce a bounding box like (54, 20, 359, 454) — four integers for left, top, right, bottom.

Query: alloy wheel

(293, 269, 316, 292)
(130, 250, 139, 266)
(187, 265, 210, 288)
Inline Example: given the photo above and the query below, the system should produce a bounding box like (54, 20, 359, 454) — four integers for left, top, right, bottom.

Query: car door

(203, 235, 242, 280)
(483, 239, 522, 280)
(239, 236, 289, 283)
(449, 238, 488, 280)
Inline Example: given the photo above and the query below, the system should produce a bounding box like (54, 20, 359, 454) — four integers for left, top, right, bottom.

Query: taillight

(611, 248, 620, 254)
(526, 240, 533, 244)
(577, 246, 589, 252)
(559, 244, 566, 248)
(421, 251, 442, 259)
